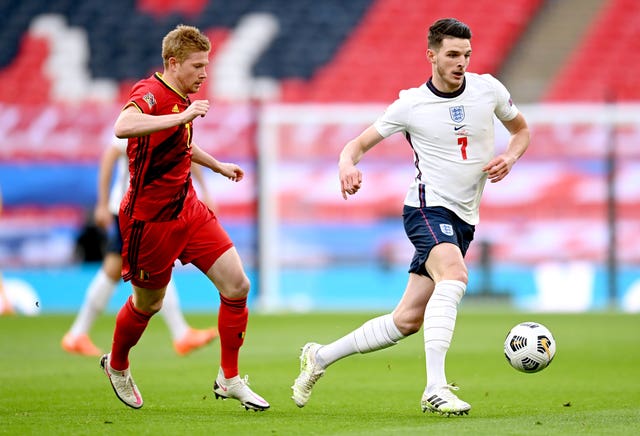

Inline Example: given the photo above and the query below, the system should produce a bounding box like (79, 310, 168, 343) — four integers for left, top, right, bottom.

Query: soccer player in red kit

(99, 24, 269, 411)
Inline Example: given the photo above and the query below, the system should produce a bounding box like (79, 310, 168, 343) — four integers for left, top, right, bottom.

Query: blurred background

(1, 0, 639, 315)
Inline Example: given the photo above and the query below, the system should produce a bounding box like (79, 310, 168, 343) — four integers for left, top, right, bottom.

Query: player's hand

(339, 163, 362, 200)
(183, 100, 210, 123)
(483, 154, 516, 183)
(217, 162, 244, 182)
(93, 203, 113, 229)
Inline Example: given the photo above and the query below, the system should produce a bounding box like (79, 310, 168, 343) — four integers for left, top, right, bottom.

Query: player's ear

(426, 48, 436, 63)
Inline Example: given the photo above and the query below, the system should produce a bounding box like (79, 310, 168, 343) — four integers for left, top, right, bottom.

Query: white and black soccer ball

(504, 322, 556, 373)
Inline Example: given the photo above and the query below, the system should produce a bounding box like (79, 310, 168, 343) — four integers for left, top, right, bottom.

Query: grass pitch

(1, 310, 638, 435)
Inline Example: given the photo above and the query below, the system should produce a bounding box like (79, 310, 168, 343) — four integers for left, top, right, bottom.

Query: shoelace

(239, 375, 250, 387)
(300, 363, 323, 390)
(438, 384, 461, 402)
(110, 369, 135, 392)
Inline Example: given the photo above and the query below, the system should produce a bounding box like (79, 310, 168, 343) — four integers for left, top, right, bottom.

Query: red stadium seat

(281, 0, 543, 102)
(0, 35, 50, 103)
(544, 0, 640, 102)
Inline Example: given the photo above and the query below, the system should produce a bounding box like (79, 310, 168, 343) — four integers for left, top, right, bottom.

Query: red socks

(110, 296, 152, 371)
(218, 295, 248, 378)
(108, 294, 247, 378)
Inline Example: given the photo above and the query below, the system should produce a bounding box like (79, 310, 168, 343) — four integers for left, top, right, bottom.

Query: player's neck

(430, 75, 464, 94)
(157, 72, 188, 98)
(427, 76, 466, 98)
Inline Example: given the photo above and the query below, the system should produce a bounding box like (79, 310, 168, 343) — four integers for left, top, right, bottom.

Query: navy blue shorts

(105, 214, 123, 255)
(403, 205, 475, 277)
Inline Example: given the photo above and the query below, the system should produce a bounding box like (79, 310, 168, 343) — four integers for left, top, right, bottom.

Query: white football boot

(291, 342, 325, 407)
(421, 384, 471, 416)
(213, 368, 270, 411)
(100, 353, 143, 409)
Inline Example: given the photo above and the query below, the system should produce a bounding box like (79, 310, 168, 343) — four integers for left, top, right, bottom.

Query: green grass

(1, 310, 639, 435)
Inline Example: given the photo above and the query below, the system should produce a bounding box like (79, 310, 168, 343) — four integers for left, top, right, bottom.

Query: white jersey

(374, 72, 518, 225)
(107, 137, 129, 215)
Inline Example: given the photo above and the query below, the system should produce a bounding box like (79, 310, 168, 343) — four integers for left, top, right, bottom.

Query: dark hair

(428, 18, 472, 49)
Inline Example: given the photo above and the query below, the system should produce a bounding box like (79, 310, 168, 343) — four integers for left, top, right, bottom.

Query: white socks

(310, 279, 465, 393)
(424, 279, 466, 393)
(70, 269, 189, 342)
(316, 313, 404, 367)
(69, 268, 117, 336)
(159, 278, 189, 341)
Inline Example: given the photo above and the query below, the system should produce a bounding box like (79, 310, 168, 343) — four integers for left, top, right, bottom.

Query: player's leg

(318, 273, 433, 365)
(160, 277, 219, 355)
(62, 252, 122, 356)
(291, 273, 433, 407)
(401, 205, 471, 415)
(101, 285, 165, 409)
(201, 247, 269, 411)
(185, 204, 268, 411)
(101, 216, 175, 409)
(421, 242, 470, 416)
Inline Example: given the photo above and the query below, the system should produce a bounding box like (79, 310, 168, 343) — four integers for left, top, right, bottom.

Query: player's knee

(132, 296, 162, 315)
(220, 274, 250, 299)
(236, 276, 250, 297)
(441, 265, 468, 285)
(147, 300, 163, 314)
(393, 311, 422, 336)
(450, 270, 468, 285)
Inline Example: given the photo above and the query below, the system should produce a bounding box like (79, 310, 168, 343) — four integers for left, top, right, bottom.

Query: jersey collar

(154, 72, 189, 101)
(426, 76, 466, 98)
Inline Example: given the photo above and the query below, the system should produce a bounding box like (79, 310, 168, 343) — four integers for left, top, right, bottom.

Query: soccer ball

(504, 322, 556, 373)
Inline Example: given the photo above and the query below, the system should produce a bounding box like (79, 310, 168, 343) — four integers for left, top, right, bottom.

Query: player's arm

(338, 125, 384, 199)
(94, 144, 123, 229)
(114, 100, 210, 138)
(191, 143, 243, 182)
(483, 112, 530, 183)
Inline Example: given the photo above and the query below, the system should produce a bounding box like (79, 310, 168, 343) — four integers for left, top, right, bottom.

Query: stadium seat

(545, 0, 640, 102)
(280, 0, 543, 102)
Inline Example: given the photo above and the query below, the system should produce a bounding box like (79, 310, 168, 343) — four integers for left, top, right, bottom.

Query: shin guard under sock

(110, 296, 152, 371)
(218, 295, 248, 378)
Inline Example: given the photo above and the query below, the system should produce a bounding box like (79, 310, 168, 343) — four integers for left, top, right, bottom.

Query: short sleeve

(373, 90, 413, 138)
(127, 81, 158, 115)
(486, 75, 518, 121)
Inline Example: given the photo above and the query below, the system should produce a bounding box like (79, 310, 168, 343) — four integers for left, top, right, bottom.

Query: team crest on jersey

(143, 92, 156, 109)
(440, 224, 454, 236)
(449, 105, 465, 123)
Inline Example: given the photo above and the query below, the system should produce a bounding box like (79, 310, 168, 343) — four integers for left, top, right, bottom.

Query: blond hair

(162, 25, 211, 67)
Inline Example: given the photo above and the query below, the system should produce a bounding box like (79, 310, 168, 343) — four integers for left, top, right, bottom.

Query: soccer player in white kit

(62, 137, 218, 356)
(292, 17, 530, 415)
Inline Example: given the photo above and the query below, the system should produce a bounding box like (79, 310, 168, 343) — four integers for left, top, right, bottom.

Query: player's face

(427, 37, 471, 93)
(174, 51, 209, 95)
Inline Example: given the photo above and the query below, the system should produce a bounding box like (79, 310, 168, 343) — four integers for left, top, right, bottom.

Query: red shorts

(120, 199, 233, 289)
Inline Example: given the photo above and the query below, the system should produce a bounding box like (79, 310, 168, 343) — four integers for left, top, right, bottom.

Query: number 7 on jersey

(458, 136, 468, 160)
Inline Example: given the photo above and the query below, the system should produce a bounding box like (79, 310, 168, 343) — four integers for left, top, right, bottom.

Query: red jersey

(120, 73, 197, 222)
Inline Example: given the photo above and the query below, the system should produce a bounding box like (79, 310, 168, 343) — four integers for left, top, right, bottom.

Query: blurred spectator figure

(75, 212, 107, 263)
(62, 137, 218, 356)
